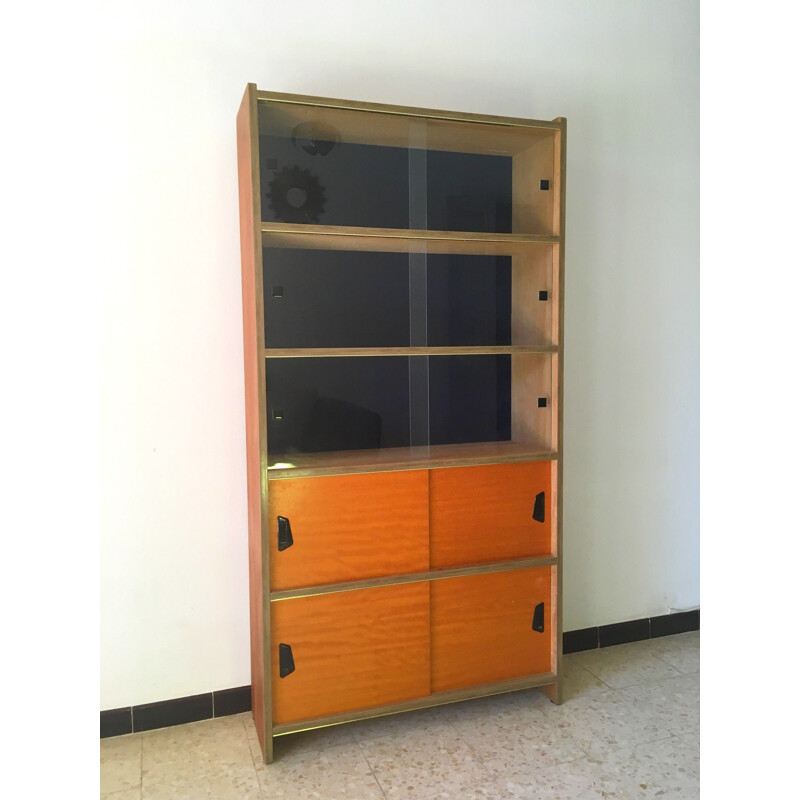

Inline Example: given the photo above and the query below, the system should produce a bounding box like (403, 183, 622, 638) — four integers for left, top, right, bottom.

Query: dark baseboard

(563, 609, 700, 655)
(101, 685, 251, 738)
(101, 610, 699, 738)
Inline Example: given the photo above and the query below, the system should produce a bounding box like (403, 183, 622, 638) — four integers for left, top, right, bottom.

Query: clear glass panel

(258, 100, 557, 234)
(263, 247, 555, 348)
(266, 355, 519, 457)
(266, 357, 410, 455)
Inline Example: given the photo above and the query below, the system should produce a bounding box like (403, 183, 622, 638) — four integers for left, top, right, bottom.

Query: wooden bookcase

(237, 84, 566, 763)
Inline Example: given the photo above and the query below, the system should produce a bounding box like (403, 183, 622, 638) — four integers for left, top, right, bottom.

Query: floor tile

(561, 655, 613, 701)
(348, 702, 457, 745)
(455, 708, 588, 770)
(573, 640, 682, 688)
(255, 740, 383, 799)
(602, 735, 700, 798)
(141, 769, 262, 799)
(615, 673, 700, 739)
(535, 687, 672, 759)
(101, 790, 142, 800)
(100, 734, 142, 795)
(360, 729, 501, 800)
(646, 630, 700, 674)
(141, 715, 253, 787)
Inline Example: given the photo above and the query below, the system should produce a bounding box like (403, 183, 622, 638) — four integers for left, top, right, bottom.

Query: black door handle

(277, 516, 294, 551)
(532, 492, 546, 523)
(532, 602, 545, 633)
(279, 643, 295, 677)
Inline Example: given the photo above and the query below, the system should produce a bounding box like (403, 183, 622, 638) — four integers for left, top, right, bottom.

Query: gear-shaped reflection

(266, 166, 326, 223)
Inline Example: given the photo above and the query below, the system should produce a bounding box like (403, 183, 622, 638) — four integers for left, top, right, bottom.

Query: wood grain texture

(511, 247, 556, 347)
(511, 353, 554, 450)
(271, 583, 431, 724)
(269, 470, 429, 590)
(431, 568, 552, 692)
(237, 83, 272, 762)
(430, 462, 553, 568)
(267, 441, 557, 479)
(262, 223, 559, 255)
(512, 135, 556, 235)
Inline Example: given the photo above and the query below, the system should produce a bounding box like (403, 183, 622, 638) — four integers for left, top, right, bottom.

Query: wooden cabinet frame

(237, 84, 566, 763)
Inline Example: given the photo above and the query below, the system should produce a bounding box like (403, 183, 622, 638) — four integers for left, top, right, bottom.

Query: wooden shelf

(262, 223, 559, 255)
(267, 441, 557, 479)
(265, 345, 558, 358)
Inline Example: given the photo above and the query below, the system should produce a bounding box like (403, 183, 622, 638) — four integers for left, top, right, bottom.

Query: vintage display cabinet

(237, 84, 566, 763)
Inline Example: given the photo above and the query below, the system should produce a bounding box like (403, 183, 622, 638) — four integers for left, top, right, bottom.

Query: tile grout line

(354, 737, 388, 800)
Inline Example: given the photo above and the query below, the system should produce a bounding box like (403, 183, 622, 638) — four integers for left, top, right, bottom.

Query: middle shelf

(262, 231, 559, 350)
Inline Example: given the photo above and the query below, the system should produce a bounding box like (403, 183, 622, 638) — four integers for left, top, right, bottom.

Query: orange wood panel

(429, 461, 552, 568)
(431, 567, 551, 692)
(269, 470, 429, 590)
(271, 583, 431, 724)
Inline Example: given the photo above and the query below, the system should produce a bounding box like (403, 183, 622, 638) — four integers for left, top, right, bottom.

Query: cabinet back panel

(430, 461, 552, 568)
(431, 568, 551, 692)
(271, 583, 431, 724)
(269, 470, 429, 590)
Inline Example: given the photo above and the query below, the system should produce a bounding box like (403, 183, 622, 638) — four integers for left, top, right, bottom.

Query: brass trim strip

(270, 556, 559, 601)
(272, 672, 558, 735)
(256, 90, 562, 131)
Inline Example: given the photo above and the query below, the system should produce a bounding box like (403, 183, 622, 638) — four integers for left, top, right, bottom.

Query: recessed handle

(277, 516, 294, 551)
(532, 492, 546, 523)
(532, 602, 545, 633)
(279, 643, 295, 678)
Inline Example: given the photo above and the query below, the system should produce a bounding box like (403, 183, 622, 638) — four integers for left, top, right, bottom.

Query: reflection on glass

(266, 356, 512, 455)
(259, 135, 512, 232)
(263, 249, 512, 349)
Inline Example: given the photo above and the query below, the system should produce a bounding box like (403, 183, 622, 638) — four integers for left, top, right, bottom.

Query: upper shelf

(258, 90, 562, 156)
(262, 223, 559, 255)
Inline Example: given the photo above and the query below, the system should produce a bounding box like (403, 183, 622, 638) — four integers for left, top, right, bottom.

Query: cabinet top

(253, 86, 565, 132)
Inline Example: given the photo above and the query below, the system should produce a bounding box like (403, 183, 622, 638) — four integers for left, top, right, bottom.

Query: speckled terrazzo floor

(100, 631, 699, 799)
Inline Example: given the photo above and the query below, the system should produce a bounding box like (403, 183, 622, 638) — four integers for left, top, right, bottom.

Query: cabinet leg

(540, 680, 563, 705)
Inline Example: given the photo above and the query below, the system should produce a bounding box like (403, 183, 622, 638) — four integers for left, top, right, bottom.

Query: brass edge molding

(270, 556, 559, 601)
(272, 672, 558, 735)
(256, 90, 562, 131)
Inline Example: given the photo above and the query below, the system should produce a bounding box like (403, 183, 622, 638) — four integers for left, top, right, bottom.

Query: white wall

(100, 0, 699, 710)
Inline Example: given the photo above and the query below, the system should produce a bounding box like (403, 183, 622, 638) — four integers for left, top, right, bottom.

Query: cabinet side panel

(237, 84, 271, 759)
(512, 134, 556, 235)
(553, 120, 566, 694)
